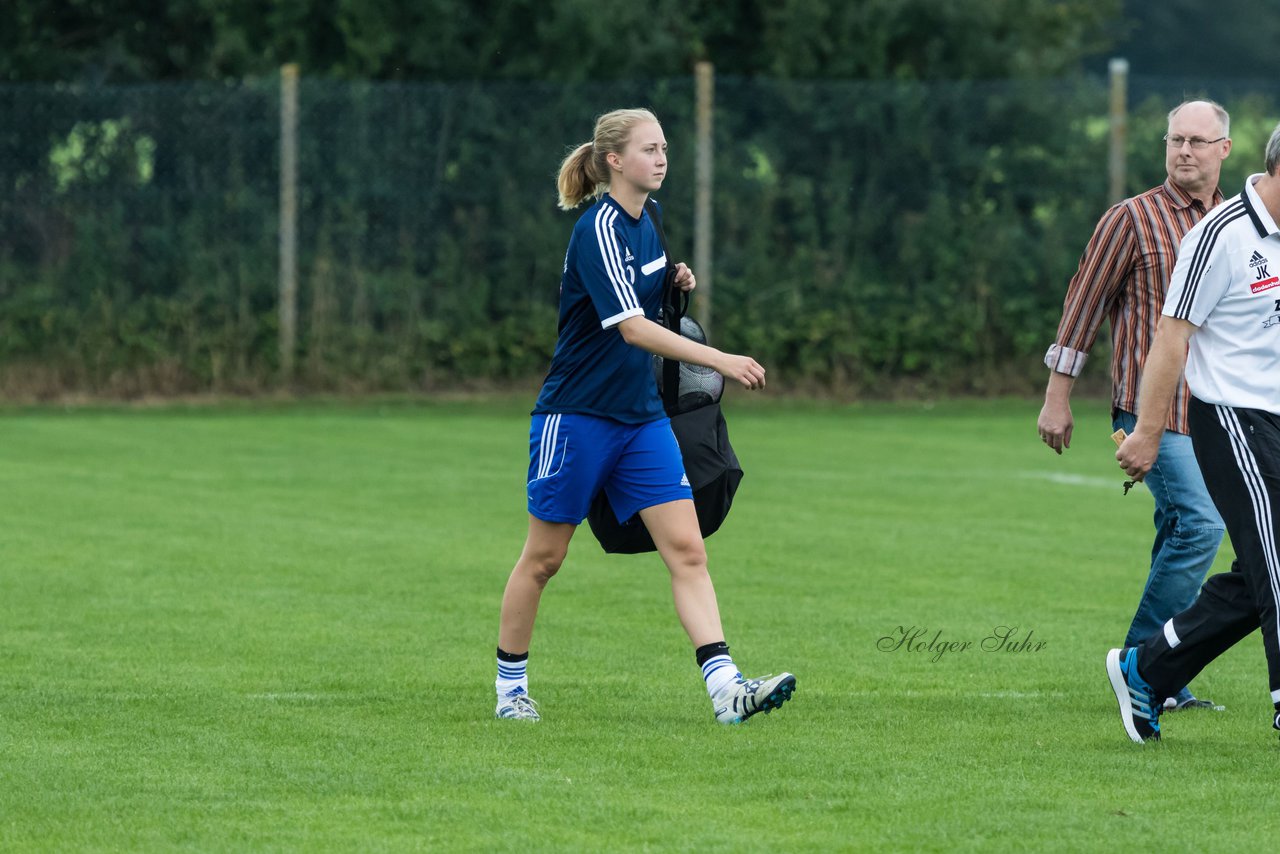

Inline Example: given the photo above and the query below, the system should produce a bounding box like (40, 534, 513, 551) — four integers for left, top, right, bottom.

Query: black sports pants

(1139, 397, 1280, 708)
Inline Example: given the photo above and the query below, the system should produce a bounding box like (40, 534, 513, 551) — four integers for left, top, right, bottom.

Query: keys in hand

(1111, 428, 1138, 496)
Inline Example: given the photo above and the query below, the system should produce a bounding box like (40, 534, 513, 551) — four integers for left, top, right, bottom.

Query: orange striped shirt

(1044, 179, 1223, 434)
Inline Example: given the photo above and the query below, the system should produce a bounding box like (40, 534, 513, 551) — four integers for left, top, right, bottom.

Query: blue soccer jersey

(534, 194, 670, 424)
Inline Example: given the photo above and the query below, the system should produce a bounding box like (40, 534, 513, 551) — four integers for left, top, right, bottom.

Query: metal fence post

(279, 63, 299, 382)
(694, 61, 714, 337)
(1108, 57, 1128, 205)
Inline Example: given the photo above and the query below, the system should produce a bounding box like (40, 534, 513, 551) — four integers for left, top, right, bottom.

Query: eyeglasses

(1164, 134, 1227, 150)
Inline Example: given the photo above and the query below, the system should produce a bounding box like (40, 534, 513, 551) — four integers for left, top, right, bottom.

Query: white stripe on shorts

(536, 414, 561, 480)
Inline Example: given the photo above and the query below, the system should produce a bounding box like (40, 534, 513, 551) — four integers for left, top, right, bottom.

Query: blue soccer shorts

(526, 412, 692, 525)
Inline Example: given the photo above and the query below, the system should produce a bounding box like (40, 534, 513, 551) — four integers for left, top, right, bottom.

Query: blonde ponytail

(555, 108, 660, 210)
(556, 142, 604, 210)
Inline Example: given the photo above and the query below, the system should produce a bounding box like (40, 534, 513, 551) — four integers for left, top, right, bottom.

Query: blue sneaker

(1106, 648, 1161, 742)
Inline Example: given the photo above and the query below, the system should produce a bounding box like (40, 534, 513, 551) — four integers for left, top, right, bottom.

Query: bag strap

(645, 198, 686, 414)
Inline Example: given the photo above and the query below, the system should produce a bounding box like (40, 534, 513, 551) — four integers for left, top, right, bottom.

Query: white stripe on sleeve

(593, 207, 639, 313)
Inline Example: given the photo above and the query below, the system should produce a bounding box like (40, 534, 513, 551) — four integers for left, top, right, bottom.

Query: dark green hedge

(1, 75, 1275, 398)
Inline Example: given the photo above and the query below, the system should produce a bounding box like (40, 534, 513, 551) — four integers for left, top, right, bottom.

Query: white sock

(702, 654, 740, 698)
(496, 653, 528, 698)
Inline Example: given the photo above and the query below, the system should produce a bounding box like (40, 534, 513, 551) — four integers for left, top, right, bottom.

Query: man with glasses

(1039, 100, 1232, 711)
(1111, 120, 1280, 742)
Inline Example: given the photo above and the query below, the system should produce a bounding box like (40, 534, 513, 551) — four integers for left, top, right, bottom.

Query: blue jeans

(1113, 411, 1225, 702)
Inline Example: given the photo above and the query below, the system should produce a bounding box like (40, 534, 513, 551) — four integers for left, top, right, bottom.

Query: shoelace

(715, 675, 776, 706)
(501, 695, 539, 717)
(736, 676, 777, 710)
(742, 674, 775, 690)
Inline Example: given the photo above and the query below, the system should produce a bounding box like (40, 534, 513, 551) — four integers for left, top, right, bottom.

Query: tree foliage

(11, 73, 1230, 398)
(22, 0, 1280, 399)
(2, 0, 1120, 83)
(1103, 0, 1280, 78)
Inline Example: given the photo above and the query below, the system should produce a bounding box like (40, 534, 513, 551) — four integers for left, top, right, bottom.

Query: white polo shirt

(1163, 174, 1280, 414)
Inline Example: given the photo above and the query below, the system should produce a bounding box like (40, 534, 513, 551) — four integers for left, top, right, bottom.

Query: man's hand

(1116, 430, 1160, 481)
(1114, 316, 1196, 481)
(1038, 371, 1076, 455)
(1037, 398, 1074, 455)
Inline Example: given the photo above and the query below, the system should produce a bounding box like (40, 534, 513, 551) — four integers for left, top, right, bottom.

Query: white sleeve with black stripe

(1164, 198, 1248, 326)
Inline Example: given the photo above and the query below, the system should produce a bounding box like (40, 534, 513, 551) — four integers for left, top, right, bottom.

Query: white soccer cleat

(713, 672, 796, 724)
(495, 689, 541, 721)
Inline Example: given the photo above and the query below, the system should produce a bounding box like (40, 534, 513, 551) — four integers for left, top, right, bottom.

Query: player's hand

(673, 262, 696, 292)
(1116, 431, 1159, 481)
(1037, 399, 1073, 455)
(718, 354, 765, 390)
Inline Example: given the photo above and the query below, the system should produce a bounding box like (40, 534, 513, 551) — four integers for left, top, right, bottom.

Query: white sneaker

(495, 689, 540, 721)
(713, 672, 796, 724)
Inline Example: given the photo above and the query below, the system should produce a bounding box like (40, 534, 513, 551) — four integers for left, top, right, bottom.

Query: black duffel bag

(587, 200, 744, 555)
(587, 317, 744, 554)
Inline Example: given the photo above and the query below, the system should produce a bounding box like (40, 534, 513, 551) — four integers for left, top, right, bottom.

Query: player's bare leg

(494, 516, 575, 720)
(642, 499, 795, 723)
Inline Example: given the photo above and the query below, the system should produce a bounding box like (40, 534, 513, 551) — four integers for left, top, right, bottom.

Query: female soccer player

(493, 108, 796, 724)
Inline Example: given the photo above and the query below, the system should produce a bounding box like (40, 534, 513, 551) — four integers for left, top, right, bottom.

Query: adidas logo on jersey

(680, 473, 690, 487)
(1250, 249, 1279, 293)
(624, 247, 634, 263)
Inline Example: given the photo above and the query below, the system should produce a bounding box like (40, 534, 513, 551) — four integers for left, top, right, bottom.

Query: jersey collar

(601, 192, 644, 225)
(1242, 173, 1280, 239)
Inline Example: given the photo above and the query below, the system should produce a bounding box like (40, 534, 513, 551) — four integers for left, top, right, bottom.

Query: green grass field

(3, 396, 1279, 851)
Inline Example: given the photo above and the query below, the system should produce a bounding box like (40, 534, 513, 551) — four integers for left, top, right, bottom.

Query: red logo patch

(1250, 276, 1280, 294)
